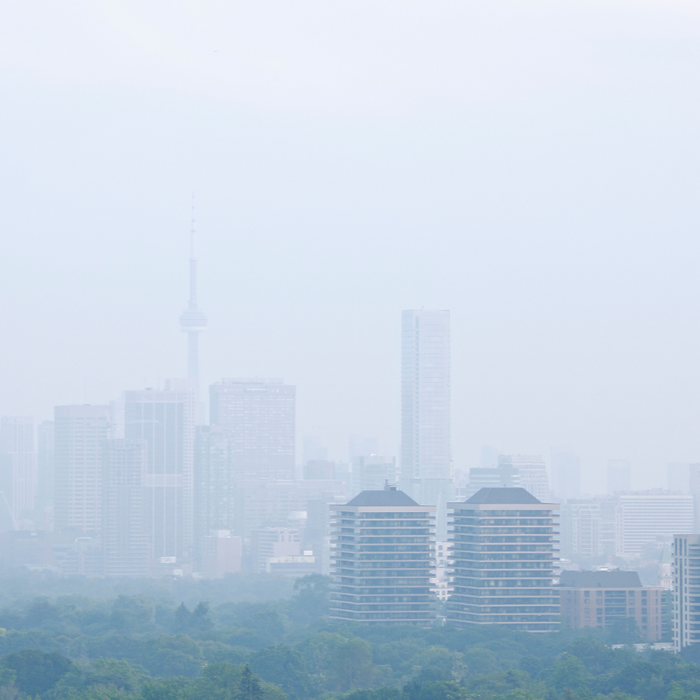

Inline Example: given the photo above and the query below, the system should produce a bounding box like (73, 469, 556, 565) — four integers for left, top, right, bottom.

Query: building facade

(210, 378, 295, 481)
(561, 498, 622, 561)
(448, 487, 559, 632)
(560, 570, 663, 642)
(36, 420, 54, 527)
(400, 309, 451, 511)
(352, 455, 397, 495)
(101, 439, 149, 577)
(330, 485, 435, 624)
(193, 426, 235, 556)
(608, 460, 632, 494)
(673, 534, 700, 652)
(54, 405, 111, 535)
(498, 455, 550, 503)
(124, 383, 195, 565)
(0, 416, 37, 527)
(550, 448, 581, 502)
(617, 491, 693, 558)
(466, 463, 520, 499)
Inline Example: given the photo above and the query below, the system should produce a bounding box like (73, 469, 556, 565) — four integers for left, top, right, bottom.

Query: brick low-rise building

(560, 570, 663, 642)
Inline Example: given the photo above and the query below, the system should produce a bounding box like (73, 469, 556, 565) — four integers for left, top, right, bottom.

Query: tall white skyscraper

(124, 382, 195, 565)
(54, 405, 111, 535)
(400, 309, 451, 510)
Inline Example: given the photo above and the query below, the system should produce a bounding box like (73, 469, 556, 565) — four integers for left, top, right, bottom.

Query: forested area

(0, 569, 696, 699)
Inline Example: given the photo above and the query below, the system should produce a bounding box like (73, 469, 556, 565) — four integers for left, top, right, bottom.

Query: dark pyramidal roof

(560, 570, 642, 589)
(346, 486, 419, 507)
(465, 487, 541, 505)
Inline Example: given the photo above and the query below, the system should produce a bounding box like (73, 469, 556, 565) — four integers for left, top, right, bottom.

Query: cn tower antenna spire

(188, 195, 198, 309)
(179, 195, 207, 421)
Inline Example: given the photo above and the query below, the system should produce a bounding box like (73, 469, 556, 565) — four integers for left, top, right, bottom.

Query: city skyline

(5, 4, 700, 495)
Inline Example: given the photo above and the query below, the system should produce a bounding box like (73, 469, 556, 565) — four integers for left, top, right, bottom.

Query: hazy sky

(2, 1, 700, 492)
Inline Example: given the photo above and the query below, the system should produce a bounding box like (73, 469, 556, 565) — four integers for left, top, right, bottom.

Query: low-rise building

(560, 570, 663, 642)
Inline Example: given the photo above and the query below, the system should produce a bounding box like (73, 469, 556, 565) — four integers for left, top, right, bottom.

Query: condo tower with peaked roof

(330, 484, 435, 624)
(448, 487, 559, 632)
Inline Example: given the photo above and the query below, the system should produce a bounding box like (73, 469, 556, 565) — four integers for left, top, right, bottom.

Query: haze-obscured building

(54, 405, 111, 536)
(209, 378, 295, 481)
(201, 530, 242, 578)
(351, 455, 397, 495)
(0, 416, 37, 527)
(466, 462, 520, 499)
(668, 463, 690, 494)
(617, 491, 693, 558)
(36, 420, 55, 528)
(304, 460, 336, 480)
(193, 426, 235, 560)
(550, 447, 581, 502)
(101, 438, 149, 577)
(608, 460, 632, 495)
(498, 455, 550, 503)
(400, 309, 451, 516)
(561, 497, 621, 561)
(124, 383, 195, 567)
(251, 526, 301, 573)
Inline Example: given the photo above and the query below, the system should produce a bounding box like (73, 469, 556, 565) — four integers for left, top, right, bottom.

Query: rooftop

(465, 487, 542, 505)
(560, 570, 643, 588)
(346, 486, 419, 507)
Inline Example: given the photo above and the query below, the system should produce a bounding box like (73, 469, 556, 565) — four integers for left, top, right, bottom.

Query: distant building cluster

(2, 234, 699, 650)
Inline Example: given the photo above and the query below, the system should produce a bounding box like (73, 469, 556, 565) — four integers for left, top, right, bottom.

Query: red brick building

(560, 570, 663, 642)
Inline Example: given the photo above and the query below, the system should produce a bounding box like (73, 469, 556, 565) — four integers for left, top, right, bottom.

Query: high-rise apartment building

(673, 534, 700, 652)
(210, 378, 295, 481)
(448, 487, 559, 632)
(0, 416, 37, 526)
(400, 309, 451, 511)
(330, 485, 435, 624)
(102, 439, 149, 577)
(608, 459, 632, 494)
(124, 383, 195, 564)
(550, 447, 581, 502)
(54, 405, 111, 535)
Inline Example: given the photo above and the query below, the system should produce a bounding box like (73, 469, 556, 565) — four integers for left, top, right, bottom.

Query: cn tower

(179, 211, 207, 416)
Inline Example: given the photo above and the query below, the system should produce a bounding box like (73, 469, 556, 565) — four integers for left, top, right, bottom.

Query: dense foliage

(0, 568, 695, 699)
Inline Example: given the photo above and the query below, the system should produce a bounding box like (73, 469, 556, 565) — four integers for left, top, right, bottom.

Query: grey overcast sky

(1, 1, 700, 491)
